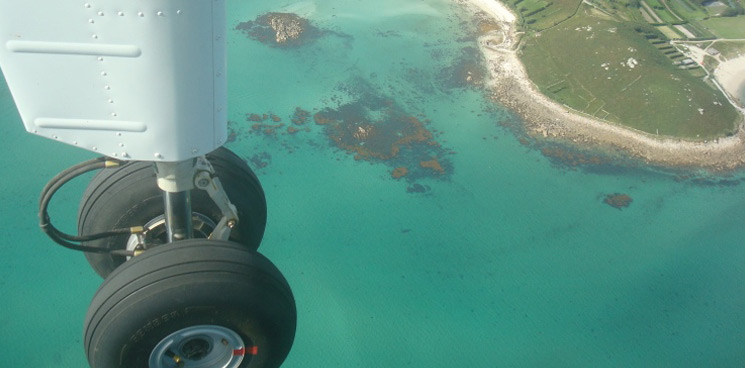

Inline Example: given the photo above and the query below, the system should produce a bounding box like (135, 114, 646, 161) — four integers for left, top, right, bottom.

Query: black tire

(78, 146, 267, 278)
(84, 239, 296, 368)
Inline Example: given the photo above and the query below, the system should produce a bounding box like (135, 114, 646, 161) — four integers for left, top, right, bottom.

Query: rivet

(53, 135, 58, 139)
(84, 3, 91, 8)
(116, 132, 122, 136)
(108, 99, 114, 103)
(119, 143, 125, 147)
(121, 152, 130, 158)
(118, 11, 124, 16)
(73, 141, 78, 145)
(191, 148, 198, 154)
(154, 152, 163, 159)
(88, 19, 95, 24)
(92, 34, 98, 39)
(177, 10, 182, 15)
(92, 146, 98, 150)
(98, 57, 104, 61)
(138, 12, 144, 17)
(32, 129, 37, 133)
(111, 112, 118, 117)
(101, 71, 107, 76)
(98, 11, 104, 16)
(112, 152, 118, 157)
(104, 85, 111, 90)
(157, 11, 164, 16)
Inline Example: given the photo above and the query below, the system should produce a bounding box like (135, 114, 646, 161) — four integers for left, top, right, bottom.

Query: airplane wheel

(78, 147, 267, 278)
(84, 239, 296, 368)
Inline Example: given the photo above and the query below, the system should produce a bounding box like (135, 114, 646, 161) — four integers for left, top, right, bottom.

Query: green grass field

(509, 0, 582, 30)
(520, 7, 740, 138)
(699, 16, 745, 38)
(645, 0, 682, 23)
(710, 41, 745, 60)
(669, 0, 707, 19)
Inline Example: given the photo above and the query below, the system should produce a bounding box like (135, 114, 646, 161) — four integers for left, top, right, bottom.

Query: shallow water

(2, 0, 745, 367)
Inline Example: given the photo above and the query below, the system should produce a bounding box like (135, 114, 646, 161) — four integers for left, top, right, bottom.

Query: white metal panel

(0, 0, 227, 161)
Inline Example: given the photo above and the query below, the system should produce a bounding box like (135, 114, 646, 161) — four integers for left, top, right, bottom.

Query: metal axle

(154, 160, 198, 243)
(163, 190, 193, 242)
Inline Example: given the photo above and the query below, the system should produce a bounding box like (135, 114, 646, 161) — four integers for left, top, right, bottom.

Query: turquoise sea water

(2, 0, 745, 366)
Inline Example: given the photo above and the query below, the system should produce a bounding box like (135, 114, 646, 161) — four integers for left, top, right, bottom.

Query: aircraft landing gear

(84, 240, 296, 368)
(77, 147, 268, 278)
(39, 147, 295, 368)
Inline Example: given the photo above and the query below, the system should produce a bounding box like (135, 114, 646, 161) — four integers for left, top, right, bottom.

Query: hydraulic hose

(38, 157, 138, 253)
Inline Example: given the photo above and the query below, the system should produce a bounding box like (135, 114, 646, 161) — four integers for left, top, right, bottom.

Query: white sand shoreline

(457, 0, 745, 170)
(714, 55, 745, 107)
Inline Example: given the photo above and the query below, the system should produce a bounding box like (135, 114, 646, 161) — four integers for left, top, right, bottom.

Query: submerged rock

(392, 167, 409, 179)
(604, 193, 633, 209)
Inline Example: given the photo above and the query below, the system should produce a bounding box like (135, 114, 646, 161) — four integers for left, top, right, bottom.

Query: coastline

(714, 55, 745, 108)
(457, 0, 745, 171)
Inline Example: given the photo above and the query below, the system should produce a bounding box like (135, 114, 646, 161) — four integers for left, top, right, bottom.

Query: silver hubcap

(149, 325, 246, 368)
(125, 213, 216, 255)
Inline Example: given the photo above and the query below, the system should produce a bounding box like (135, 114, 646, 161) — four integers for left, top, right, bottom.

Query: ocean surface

(2, 0, 745, 366)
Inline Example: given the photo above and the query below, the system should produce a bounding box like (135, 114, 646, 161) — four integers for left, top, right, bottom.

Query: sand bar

(457, 0, 745, 171)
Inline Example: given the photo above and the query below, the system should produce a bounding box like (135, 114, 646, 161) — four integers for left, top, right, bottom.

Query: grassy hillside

(519, 8, 739, 138)
(503, 0, 744, 139)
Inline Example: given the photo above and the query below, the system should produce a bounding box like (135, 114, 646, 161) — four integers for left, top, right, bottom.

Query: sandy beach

(457, 0, 745, 171)
(714, 55, 745, 107)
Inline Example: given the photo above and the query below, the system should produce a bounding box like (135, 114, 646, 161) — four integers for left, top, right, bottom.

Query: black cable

(38, 157, 136, 253)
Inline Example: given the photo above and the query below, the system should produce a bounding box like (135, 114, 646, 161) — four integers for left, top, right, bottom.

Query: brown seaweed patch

(419, 158, 445, 174)
(291, 107, 311, 125)
(604, 193, 633, 209)
(313, 112, 333, 125)
(227, 123, 238, 143)
(248, 113, 264, 122)
(392, 167, 409, 179)
(313, 85, 451, 181)
(316, 106, 433, 161)
(244, 112, 294, 137)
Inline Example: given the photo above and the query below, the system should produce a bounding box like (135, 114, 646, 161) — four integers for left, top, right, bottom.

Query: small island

(236, 13, 320, 47)
(456, 0, 745, 170)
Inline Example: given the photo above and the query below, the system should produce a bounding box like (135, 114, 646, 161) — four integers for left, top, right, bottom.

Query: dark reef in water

(249, 152, 272, 169)
(312, 82, 452, 181)
(604, 193, 633, 209)
(232, 79, 452, 190)
(438, 46, 487, 90)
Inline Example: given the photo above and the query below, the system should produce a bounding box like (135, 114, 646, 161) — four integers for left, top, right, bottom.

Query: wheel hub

(180, 337, 212, 360)
(149, 325, 246, 368)
(126, 213, 216, 254)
